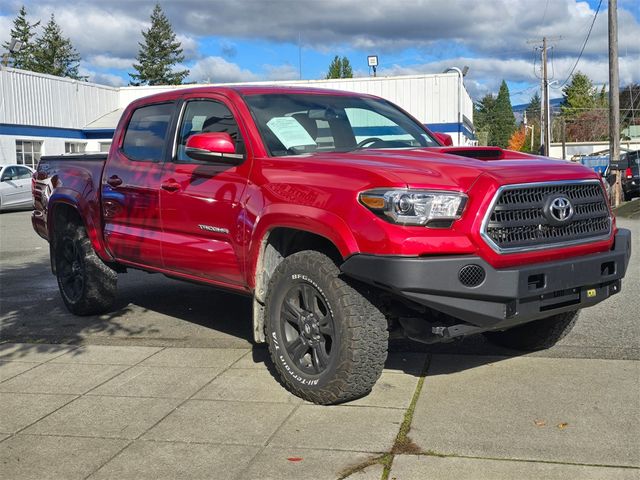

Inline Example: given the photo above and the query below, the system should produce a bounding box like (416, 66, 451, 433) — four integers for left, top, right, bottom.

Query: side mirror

(433, 132, 454, 146)
(185, 132, 243, 165)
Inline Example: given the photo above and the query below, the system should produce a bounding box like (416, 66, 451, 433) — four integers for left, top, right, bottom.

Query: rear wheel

(265, 251, 388, 404)
(55, 223, 117, 315)
(483, 311, 579, 351)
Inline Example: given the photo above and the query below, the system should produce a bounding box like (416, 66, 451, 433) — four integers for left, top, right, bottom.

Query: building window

(65, 142, 86, 154)
(16, 140, 43, 169)
(99, 142, 112, 153)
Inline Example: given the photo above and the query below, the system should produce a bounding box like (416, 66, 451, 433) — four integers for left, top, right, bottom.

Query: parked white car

(0, 164, 35, 211)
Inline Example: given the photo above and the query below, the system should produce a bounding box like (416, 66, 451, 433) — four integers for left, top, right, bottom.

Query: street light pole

(445, 67, 463, 146)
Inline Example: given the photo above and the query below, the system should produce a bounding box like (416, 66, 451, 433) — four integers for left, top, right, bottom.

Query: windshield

(243, 93, 438, 156)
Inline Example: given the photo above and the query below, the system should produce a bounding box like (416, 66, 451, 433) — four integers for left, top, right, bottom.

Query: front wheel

(265, 251, 388, 405)
(483, 310, 579, 351)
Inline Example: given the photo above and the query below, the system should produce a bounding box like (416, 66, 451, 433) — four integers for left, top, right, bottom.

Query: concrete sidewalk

(0, 342, 638, 479)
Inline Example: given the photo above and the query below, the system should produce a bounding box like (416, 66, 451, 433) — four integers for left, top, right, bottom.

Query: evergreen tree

(473, 94, 496, 146)
(523, 92, 541, 153)
(31, 14, 84, 79)
(341, 56, 353, 78)
(129, 4, 188, 86)
(561, 72, 596, 118)
(525, 92, 541, 120)
(490, 80, 516, 148)
(2, 6, 40, 70)
(325, 55, 353, 79)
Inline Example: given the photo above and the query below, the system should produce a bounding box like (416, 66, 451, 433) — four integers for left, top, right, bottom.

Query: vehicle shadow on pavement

(0, 257, 521, 375)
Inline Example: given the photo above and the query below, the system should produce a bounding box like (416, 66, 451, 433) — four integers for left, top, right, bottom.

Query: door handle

(106, 175, 123, 188)
(161, 180, 181, 192)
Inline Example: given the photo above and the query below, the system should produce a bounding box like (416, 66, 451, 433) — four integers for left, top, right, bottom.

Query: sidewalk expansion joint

(338, 353, 432, 480)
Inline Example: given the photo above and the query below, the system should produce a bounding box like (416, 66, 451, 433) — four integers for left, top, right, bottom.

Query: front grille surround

(480, 180, 612, 254)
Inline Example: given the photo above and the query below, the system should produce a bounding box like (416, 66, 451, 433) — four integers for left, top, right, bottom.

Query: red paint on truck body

(32, 86, 616, 294)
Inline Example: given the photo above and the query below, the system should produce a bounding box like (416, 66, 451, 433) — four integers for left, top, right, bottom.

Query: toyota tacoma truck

(32, 86, 631, 404)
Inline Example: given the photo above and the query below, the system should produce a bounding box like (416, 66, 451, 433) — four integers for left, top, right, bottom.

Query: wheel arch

(251, 225, 351, 343)
(47, 193, 113, 273)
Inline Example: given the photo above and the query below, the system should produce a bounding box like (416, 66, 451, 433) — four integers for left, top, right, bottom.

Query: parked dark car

(622, 150, 639, 201)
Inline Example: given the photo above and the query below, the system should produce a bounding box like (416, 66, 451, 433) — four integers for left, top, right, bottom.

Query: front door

(159, 96, 251, 287)
(101, 102, 174, 267)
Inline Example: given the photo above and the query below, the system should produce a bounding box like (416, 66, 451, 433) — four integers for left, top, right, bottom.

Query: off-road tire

(264, 250, 388, 405)
(55, 222, 117, 315)
(483, 310, 579, 351)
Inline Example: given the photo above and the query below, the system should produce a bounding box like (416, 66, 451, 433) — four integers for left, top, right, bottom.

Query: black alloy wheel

(58, 235, 85, 302)
(279, 282, 336, 376)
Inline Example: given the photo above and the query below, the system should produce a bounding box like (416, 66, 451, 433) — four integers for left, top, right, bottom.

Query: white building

(0, 67, 475, 167)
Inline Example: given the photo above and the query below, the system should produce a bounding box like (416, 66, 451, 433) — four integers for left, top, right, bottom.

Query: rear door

(101, 102, 175, 267)
(159, 95, 252, 287)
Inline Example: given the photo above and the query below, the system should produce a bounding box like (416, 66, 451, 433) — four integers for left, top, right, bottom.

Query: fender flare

(248, 204, 359, 287)
(47, 189, 114, 265)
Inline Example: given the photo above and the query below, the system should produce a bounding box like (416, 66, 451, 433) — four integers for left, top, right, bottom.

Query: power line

(541, 0, 551, 25)
(559, 0, 603, 87)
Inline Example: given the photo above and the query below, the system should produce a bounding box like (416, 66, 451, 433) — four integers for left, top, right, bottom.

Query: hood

(303, 147, 599, 191)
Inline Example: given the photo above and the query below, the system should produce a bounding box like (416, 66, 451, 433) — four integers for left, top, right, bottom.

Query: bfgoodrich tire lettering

(265, 250, 388, 404)
(483, 310, 579, 351)
(55, 223, 117, 315)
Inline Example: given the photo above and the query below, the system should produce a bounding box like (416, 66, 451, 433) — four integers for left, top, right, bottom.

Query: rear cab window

(122, 103, 174, 162)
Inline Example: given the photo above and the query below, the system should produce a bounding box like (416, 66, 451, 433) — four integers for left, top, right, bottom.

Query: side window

(16, 167, 32, 179)
(176, 100, 244, 163)
(122, 103, 174, 162)
(1, 167, 17, 181)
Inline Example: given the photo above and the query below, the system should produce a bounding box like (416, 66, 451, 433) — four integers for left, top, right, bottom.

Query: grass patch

(339, 356, 431, 479)
(614, 200, 640, 219)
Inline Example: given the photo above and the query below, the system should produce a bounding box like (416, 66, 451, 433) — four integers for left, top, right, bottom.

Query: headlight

(359, 189, 467, 226)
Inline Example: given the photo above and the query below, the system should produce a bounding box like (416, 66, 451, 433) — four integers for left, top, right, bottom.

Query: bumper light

(359, 189, 467, 226)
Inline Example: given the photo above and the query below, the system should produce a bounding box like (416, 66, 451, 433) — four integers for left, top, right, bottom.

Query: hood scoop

(433, 146, 507, 160)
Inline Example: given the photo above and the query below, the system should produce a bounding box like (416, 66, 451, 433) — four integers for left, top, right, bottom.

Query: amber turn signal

(359, 194, 385, 209)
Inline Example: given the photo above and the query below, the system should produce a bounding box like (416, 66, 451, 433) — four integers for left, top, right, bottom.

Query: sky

(1, 0, 639, 105)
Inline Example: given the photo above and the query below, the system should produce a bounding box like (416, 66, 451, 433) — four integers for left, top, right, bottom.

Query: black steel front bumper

(341, 229, 632, 332)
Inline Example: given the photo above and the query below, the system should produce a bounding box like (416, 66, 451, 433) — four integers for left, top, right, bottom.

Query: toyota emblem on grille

(544, 195, 574, 224)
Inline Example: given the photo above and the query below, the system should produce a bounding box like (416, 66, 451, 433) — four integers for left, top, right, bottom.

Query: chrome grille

(481, 181, 611, 252)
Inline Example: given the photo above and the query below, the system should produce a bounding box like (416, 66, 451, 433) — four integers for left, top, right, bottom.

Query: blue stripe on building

(0, 124, 114, 139)
(1, 122, 475, 142)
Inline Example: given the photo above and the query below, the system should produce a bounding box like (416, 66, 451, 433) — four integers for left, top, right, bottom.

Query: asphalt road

(1, 210, 638, 360)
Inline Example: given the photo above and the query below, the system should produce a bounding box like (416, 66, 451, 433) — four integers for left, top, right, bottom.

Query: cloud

(78, 66, 126, 87)
(187, 56, 258, 83)
(264, 64, 300, 81)
(87, 55, 134, 70)
(220, 40, 237, 59)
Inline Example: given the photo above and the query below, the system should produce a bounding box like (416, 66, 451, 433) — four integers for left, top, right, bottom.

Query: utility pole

(528, 36, 560, 155)
(542, 37, 550, 156)
(609, 0, 622, 206)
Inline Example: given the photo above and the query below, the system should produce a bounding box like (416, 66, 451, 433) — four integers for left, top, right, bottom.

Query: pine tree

(490, 80, 517, 148)
(341, 56, 353, 78)
(129, 4, 188, 86)
(524, 92, 541, 153)
(31, 14, 84, 79)
(2, 6, 40, 70)
(473, 94, 496, 146)
(526, 92, 541, 120)
(561, 72, 596, 119)
(325, 55, 353, 79)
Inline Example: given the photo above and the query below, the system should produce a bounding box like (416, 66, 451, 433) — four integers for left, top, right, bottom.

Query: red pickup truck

(32, 86, 631, 404)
